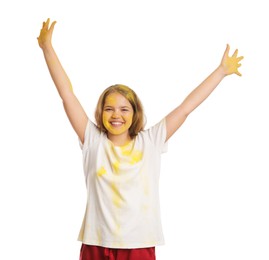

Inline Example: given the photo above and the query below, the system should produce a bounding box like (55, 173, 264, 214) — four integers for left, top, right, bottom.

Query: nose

(111, 109, 120, 118)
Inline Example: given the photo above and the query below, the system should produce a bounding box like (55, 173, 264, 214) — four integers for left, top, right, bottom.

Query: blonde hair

(95, 84, 145, 138)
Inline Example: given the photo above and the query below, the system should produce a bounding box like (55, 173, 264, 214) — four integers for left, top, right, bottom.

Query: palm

(221, 44, 244, 76)
(37, 18, 56, 48)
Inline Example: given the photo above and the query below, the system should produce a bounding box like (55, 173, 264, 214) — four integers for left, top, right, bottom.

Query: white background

(1, 0, 268, 259)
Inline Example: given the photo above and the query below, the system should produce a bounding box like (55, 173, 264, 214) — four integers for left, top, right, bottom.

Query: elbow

(181, 107, 191, 119)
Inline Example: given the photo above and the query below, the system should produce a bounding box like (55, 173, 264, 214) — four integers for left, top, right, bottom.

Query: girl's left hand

(220, 44, 244, 76)
(37, 18, 56, 49)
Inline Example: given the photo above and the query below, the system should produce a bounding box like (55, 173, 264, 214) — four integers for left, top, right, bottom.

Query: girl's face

(102, 92, 134, 141)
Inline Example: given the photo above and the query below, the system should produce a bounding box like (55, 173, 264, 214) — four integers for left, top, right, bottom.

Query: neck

(107, 132, 132, 146)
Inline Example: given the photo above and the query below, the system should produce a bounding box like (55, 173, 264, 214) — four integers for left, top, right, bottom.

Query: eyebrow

(104, 105, 131, 109)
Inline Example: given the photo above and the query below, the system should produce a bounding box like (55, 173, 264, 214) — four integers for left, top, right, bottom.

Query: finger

(49, 21, 57, 32)
(224, 44, 230, 57)
(44, 18, 50, 30)
(232, 49, 238, 58)
(235, 69, 242, 77)
(237, 56, 244, 62)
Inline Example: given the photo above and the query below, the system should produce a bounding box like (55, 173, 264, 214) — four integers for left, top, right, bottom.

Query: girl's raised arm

(38, 18, 88, 144)
(165, 44, 244, 141)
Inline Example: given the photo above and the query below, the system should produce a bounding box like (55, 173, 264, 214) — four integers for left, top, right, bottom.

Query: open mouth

(110, 121, 124, 127)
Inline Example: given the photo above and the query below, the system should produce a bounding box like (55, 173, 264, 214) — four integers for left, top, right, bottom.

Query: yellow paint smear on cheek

(97, 166, 107, 177)
(102, 112, 132, 135)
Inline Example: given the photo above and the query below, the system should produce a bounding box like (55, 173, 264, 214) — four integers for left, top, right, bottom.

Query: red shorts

(79, 244, 156, 260)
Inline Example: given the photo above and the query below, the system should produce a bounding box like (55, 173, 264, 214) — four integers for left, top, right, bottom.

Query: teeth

(111, 122, 123, 126)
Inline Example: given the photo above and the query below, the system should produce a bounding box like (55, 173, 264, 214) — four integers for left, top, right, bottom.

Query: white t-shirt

(78, 119, 168, 249)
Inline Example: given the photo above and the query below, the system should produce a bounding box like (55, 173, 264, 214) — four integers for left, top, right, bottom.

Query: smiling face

(102, 92, 134, 143)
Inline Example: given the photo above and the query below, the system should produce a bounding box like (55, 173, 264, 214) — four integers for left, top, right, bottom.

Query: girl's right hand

(37, 18, 56, 49)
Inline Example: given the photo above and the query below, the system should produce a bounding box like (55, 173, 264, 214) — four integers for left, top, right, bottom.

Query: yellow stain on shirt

(97, 166, 107, 177)
(120, 143, 143, 165)
(130, 150, 143, 164)
(97, 229, 102, 244)
(120, 141, 133, 156)
(112, 161, 120, 174)
(111, 182, 122, 208)
(112, 222, 121, 237)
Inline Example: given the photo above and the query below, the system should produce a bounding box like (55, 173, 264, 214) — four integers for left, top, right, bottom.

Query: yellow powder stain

(112, 222, 121, 237)
(105, 95, 117, 106)
(69, 84, 73, 92)
(97, 229, 102, 244)
(120, 146, 132, 156)
(120, 144, 143, 165)
(112, 161, 120, 174)
(130, 150, 143, 164)
(111, 182, 122, 208)
(97, 166, 107, 177)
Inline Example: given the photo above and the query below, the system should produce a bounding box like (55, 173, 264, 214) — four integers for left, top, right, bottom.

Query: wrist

(40, 42, 53, 52)
(216, 64, 227, 78)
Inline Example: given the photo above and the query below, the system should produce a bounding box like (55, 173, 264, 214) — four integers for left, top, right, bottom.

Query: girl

(37, 18, 243, 260)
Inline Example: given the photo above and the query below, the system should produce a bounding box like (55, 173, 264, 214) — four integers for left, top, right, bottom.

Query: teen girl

(38, 18, 243, 260)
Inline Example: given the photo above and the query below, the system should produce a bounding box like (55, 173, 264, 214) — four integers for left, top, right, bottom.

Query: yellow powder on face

(105, 95, 117, 106)
(103, 113, 133, 136)
(102, 92, 134, 136)
(97, 166, 107, 177)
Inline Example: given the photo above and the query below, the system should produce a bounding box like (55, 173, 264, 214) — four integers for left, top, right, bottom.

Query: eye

(104, 107, 113, 112)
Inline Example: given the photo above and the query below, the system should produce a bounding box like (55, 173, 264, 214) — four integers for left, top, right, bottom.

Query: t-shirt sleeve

(79, 119, 100, 151)
(147, 118, 168, 153)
